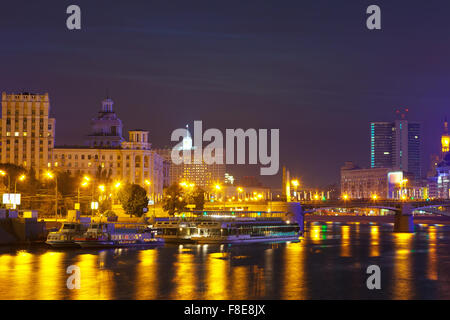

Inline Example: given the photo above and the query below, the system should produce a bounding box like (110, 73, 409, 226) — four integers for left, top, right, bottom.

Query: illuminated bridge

(300, 199, 450, 232)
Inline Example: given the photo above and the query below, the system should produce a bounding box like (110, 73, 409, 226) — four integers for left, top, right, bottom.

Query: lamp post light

(214, 184, 221, 201)
(78, 180, 89, 204)
(145, 179, 151, 197)
(237, 187, 243, 201)
(0, 170, 11, 193)
(45, 171, 58, 219)
(399, 179, 408, 200)
(15, 174, 26, 193)
(291, 179, 299, 201)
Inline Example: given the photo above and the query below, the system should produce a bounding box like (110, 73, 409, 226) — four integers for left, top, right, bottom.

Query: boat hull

(45, 240, 80, 248)
(75, 239, 164, 248)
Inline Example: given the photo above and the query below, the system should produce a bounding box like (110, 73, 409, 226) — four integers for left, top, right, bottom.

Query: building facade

(341, 162, 391, 199)
(154, 127, 225, 188)
(370, 109, 422, 180)
(85, 98, 124, 148)
(52, 99, 165, 200)
(0, 92, 55, 176)
(428, 119, 450, 199)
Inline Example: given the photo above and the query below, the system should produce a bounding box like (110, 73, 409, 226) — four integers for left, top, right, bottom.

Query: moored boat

(153, 220, 196, 243)
(74, 222, 164, 248)
(46, 222, 88, 247)
(190, 218, 301, 244)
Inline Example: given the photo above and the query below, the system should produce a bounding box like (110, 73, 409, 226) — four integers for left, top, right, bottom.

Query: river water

(0, 221, 449, 300)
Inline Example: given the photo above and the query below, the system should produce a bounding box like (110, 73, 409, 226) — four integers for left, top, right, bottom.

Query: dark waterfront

(0, 221, 449, 300)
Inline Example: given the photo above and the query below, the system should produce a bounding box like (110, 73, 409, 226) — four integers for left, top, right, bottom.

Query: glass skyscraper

(370, 114, 422, 181)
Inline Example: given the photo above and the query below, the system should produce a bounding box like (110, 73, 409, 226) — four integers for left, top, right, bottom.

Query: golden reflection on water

(135, 250, 158, 300)
(72, 253, 114, 300)
(427, 226, 438, 281)
(11, 251, 35, 300)
(0, 254, 13, 299)
(370, 226, 380, 257)
(282, 242, 307, 300)
(393, 233, 413, 300)
(309, 225, 322, 243)
(231, 266, 249, 299)
(205, 252, 229, 300)
(172, 250, 197, 299)
(36, 252, 64, 300)
(340, 225, 351, 257)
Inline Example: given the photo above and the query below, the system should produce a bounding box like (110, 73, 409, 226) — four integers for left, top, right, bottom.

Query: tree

(117, 183, 148, 217)
(24, 167, 40, 195)
(56, 171, 77, 196)
(0, 163, 26, 191)
(99, 198, 112, 213)
(162, 184, 187, 216)
(187, 187, 205, 210)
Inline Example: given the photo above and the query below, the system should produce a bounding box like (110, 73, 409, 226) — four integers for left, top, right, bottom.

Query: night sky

(1, 0, 449, 188)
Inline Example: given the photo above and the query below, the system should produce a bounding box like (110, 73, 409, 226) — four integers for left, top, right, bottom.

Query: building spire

(442, 116, 450, 153)
(444, 116, 448, 134)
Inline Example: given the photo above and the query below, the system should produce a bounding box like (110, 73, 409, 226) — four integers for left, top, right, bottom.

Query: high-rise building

(370, 122, 393, 168)
(370, 109, 422, 180)
(154, 125, 225, 188)
(1, 92, 55, 176)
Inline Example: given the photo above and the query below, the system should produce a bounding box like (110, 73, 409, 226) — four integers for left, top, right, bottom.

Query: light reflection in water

(72, 253, 113, 300)
(135, 250, 158, 300)
(171, 251, 197, 299)
(11, 251, 34, 300)
(231, 266, 249, 299)
(370, 226, 380, 257)
(0, 255, 12, 299)
(340, 225, 351, 257)
(309, 225, 322, 243)
(427, 226, 437, 281)
(205, 252, 229, 300)
(37, 252, 64, 300)
(393, 233, 413, 300)
(282, 242, 307, 299)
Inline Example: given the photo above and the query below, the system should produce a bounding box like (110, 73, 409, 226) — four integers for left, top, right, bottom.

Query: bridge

(300, 199, 450, 232)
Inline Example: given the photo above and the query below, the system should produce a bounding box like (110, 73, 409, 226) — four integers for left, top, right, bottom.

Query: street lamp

(237, 187, 243, 200)
(0, 170, 11, 193)
(399, 179, 408, 200)
(144, 179, 153, 202)
(45, 171, 58, 218)
(291, 179, 300, 201)
(78, 180, 89, 204)
(15, 174, 26, 193)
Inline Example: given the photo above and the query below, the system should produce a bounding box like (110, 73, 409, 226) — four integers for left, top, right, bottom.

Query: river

(0, 221, 449, 299)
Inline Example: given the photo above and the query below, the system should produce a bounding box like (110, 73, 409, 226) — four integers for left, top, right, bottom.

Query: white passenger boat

(74, 222, 164, 248)
(46, 222, 88, 247)
(190, 218, 301, 244)
(153, 220, 197, 243)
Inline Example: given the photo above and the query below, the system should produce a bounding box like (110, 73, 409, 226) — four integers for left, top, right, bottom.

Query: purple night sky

(0, 0, 449, 187)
